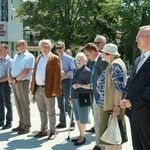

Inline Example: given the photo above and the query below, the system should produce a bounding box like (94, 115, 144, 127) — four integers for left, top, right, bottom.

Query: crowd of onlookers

(0, 25, 150, 150)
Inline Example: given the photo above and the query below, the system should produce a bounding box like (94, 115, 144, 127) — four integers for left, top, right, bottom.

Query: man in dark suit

(83, 42, 108, 150)
(86, 35, 107, 134)
(121, 25, 150, 150)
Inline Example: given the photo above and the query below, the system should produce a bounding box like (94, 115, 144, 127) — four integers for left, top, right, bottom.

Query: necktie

(90, 61, 96, 89)
(136, 54, 145, 73)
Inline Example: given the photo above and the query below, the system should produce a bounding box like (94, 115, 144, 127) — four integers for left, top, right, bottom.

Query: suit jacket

(125, 55, 150, 122)
(92, 55, 108, 99)
(30, 52, 62, 98)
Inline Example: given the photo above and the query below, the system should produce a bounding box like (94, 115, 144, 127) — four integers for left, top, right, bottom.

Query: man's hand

(8, 78, 15, 85)
(120, 99, 132, 110)
(72, 84, 81, 89)
(52, 93, 57, 97)
(61, 70, 67, 76)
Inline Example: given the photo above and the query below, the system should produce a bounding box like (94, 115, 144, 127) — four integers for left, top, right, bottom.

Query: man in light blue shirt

(56, 41, 75, 131)
(0, 44, 12, 129)
(8, 40, 35, 134)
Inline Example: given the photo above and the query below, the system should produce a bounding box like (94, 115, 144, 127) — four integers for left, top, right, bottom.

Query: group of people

(0, 25, 150, 150)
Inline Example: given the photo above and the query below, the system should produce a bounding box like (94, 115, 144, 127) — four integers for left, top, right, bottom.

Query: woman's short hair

(76, 52, 87, 61)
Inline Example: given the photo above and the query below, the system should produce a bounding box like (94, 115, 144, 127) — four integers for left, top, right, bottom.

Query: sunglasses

(16, 43, 24, 47)
(56, 47, 63, 50)
(94, 42, 103, 45)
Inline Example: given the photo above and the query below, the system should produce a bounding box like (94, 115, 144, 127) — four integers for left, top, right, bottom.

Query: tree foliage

(17, 0, 120, 49)
(118, 0, 150, 65)
(16, 0, 150, 65)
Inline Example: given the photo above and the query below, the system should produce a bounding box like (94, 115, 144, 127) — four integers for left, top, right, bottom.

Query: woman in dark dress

(70, 52, 92, 146)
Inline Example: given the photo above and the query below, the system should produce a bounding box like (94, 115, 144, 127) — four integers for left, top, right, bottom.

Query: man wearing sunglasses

(56, 41, 75, 131)
(8, 40, 35, 134)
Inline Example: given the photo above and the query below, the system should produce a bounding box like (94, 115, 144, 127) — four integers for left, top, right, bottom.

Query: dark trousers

(57, 79, 74, 125)
(0, 81, 12, 124)
(129, 118, 150, 150)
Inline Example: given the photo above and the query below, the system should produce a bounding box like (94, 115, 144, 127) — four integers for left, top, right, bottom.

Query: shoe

(86, 127, 95, 133)
(2, 124, 12, 130)
(72, 138, 79, 142)
(47, 133, 56, 140)
(12, 126, 23, 132)
(74, 138, 86, 146)
(18, 128, 30, 134)
(70, 124, 75, 131)
(56, 123, 66, 128)
(0, 121, 4, 127)
(92, 145, 101, 150)
(34, 131, 47, 137)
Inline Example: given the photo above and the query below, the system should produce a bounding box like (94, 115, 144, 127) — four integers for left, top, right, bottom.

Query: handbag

(78, 92, 91, 107)
(118, 118, 128, 144)
(100, 115, 122, 145)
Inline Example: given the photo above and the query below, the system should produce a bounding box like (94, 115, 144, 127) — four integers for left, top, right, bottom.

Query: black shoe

(0, 121, 4, 127)
(93, 145, 101, 150)
(18, 128, 30, 134)
(56, 123, 66, 128)
(86, 127, 95, 133)
(2, 124, 12, 130)
(74, 138, 86, 146)
(72, 138, 79, 142)
(12, 126, 23, 132)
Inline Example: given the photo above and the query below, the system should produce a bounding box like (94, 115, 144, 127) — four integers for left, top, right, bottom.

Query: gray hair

(56, 41, 65, 48)
(39, 39, 52, 48)
(76, 52, 87, 61)
(140, 25, 150, 36)
(94, 35, 106, 44)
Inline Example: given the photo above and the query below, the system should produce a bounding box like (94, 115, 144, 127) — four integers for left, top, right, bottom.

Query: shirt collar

(40, 52, 51, 58)
(95, 53, 101, 63)
(142, 50, 150, 60)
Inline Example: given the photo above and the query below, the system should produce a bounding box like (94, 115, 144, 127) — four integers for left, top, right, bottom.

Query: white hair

(94, 35, 106, 43)
(39, 39, 52, 48)
(140, 25, 150, 36)
(76, 52, 87, 61)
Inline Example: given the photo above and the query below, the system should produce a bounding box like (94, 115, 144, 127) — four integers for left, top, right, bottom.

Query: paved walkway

(0, 94, 133, 150)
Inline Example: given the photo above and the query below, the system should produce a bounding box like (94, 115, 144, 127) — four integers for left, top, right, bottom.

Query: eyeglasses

(16, 43, 24, 47)
(56, 47, 63, 50)
(136, 35, 150, 39)
(94, 42, 103, 45)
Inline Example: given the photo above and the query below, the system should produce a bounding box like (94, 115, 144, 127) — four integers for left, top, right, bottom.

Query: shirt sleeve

(25, 55, 35, 69)
(110, 63, 126, 92)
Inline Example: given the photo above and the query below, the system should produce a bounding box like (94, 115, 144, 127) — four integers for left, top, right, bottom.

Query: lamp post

(23, 26, 39, 56)
(23, 26, 34, 46)
(116, 30, 123, 46)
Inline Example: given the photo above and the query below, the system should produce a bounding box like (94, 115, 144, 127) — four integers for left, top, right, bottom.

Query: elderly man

(56, 42, 75, 131)
(30, 39, 62, 140)
(83, 41, 108, 150)
(121, 25, 150, 150)
(8, 40, 35, 134)
(0, 44, 12, 129)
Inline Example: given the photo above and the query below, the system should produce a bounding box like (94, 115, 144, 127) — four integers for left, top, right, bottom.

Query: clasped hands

(120, 99, 132, 110)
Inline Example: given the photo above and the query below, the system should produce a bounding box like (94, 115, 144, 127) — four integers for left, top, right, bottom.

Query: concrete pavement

(0, 94, 133, 150)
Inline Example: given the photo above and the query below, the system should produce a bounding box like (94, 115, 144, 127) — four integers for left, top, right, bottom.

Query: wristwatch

(14, 77, 17, 82)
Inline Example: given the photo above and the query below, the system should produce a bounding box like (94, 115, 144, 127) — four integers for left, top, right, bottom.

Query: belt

(61, 78, 71, 83)
(36, 84, 45, 88)
(16, 79, 29, 83)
